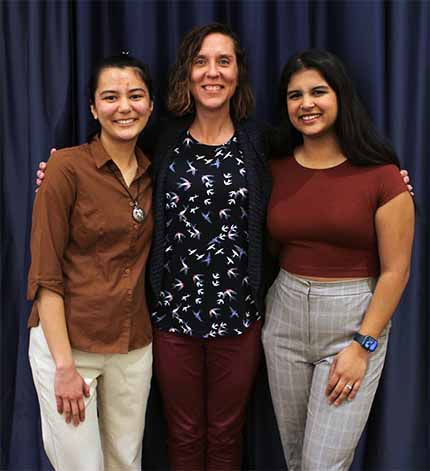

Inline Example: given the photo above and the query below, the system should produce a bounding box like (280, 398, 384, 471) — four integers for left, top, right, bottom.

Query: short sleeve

(27, 151, 77, 301)
(378, 164, 409, 207)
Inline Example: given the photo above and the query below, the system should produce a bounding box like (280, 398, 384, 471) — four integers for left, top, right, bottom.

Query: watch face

(364, 337, 378, 352)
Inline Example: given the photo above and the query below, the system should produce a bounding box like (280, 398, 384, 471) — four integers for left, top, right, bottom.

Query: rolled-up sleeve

(27, 151, 76, 301)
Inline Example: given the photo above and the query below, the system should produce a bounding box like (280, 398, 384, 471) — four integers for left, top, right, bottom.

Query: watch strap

(353, 332, 378, 352)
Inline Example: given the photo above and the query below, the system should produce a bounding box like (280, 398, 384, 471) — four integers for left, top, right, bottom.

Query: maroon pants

(153, 320, 262, 471)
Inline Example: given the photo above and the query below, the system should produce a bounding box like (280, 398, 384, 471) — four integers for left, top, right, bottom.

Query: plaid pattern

(262, 270, 390, 471)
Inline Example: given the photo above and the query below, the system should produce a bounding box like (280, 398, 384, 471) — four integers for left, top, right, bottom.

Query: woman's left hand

(325, 342, 370, 406)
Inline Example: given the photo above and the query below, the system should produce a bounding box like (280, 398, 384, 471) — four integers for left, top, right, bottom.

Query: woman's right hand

(35, 148, 56, 188)
(55, 364, 90, 426)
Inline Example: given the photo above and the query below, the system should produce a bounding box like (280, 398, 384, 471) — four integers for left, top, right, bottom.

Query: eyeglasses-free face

(90, 66, 153, 146)
(286, 68, 338, 140)
(189, 33, 239, 116)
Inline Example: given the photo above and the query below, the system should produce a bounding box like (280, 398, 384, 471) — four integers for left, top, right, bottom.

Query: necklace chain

(108, 163, 146, 223)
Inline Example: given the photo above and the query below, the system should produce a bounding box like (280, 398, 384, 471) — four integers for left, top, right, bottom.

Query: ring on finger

(345, 384, 353, 390)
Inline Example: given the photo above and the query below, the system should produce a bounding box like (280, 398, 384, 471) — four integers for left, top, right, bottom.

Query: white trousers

(29, 325, 153, 471)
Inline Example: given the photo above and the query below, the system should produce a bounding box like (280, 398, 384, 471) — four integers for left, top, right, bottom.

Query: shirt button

(129, 201, 134, 207)
(124, 268, 130, 275)
(128, 289, 132, 295)
(133, 224, 138, 229)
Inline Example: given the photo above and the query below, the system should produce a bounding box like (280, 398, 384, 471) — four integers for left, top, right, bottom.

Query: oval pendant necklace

(132, 203, 145, 223)
(108, 163, 146, 223)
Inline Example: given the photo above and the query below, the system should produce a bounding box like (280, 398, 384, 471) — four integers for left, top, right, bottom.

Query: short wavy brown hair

(167, 23, 254, 122)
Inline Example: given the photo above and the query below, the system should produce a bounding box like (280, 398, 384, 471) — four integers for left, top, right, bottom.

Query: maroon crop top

(267, 157, 408, 277)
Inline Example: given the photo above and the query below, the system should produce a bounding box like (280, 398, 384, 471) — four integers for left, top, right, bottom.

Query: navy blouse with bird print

(152, 133, 261, 338)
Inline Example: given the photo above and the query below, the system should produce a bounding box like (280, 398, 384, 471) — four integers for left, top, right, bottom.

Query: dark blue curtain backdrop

(1, 1, 429, 470)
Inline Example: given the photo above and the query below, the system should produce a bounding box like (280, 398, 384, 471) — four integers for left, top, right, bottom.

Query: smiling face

(189, 33, 239, 115)
(90, 66, 153, 146)
(286, 68, 338, 139)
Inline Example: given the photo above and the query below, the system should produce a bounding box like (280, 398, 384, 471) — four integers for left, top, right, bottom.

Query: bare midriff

(290, 273, 372, 282)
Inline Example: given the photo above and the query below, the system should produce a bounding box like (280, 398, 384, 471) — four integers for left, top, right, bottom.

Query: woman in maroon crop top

(262, 49, 414, 471)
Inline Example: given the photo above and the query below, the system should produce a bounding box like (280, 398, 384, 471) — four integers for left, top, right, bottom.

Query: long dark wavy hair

(272, 49, 400, 167)
(167, 22, 254, 122)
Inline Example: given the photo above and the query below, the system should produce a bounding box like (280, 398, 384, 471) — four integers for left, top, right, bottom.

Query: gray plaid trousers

(262, 270, 389, 471)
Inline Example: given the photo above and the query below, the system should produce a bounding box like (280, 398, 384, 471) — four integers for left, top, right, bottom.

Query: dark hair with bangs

(167, 22, 254, 122)
(273, 49, 399, 167)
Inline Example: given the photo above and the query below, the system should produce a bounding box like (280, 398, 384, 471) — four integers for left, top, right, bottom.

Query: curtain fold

(1, 1, 428, 469)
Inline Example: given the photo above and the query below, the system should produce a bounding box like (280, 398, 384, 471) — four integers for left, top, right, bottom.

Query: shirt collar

(89, 135, 151, 175)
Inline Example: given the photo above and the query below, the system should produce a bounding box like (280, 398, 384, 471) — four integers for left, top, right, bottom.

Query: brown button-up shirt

(28, 137, 153, 353)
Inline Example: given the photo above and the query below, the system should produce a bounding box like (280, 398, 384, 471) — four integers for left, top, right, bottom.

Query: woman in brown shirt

(27, 54, 154, 471)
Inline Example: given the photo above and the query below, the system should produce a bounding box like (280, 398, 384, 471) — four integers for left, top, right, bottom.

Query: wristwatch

(353, 333, 378, 352)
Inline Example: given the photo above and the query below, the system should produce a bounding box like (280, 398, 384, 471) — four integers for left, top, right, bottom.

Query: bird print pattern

(152, 133, 260, 338)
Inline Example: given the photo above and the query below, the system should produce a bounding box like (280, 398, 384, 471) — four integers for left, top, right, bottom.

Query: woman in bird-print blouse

(147, 23, 271, 470)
